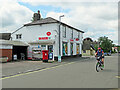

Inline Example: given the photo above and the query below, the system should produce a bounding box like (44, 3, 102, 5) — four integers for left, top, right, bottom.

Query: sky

(0, 0, 119, 45)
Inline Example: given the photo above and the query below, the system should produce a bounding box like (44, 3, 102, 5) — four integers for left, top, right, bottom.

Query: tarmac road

(2, 54, 119, 88)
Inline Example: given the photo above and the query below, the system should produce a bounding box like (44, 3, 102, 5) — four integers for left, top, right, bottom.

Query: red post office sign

(46, 32, 51, 36)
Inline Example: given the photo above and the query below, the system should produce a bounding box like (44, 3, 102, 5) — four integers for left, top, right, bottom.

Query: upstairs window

(62, 26, 66, 38)
(78, 32, 80, 39)
(16, 34, 22, 39)
(71, 29, 73, 39)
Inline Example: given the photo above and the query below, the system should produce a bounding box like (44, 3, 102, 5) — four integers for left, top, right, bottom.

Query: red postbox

(42, 50, 49, 62)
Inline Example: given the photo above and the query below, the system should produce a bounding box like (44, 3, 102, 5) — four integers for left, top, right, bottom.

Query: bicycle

(96, 56, 104, 72)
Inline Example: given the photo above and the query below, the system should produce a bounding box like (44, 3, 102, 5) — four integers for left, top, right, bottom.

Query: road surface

(2, 54, 119, 88)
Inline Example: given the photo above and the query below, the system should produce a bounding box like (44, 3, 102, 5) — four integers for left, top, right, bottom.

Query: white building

(11, 17, 84, 60)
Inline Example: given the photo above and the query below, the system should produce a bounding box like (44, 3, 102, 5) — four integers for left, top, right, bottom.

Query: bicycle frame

(96, 56, 103, 72)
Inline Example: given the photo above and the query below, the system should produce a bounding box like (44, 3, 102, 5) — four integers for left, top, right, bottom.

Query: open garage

(13, 46, 28, 60)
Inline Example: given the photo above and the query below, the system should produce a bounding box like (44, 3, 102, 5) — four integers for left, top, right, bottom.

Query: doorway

(48, 45, 53, 60)
(13, 46, 28, 60)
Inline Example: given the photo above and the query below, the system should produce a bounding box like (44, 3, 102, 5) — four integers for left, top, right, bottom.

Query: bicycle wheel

(100, 64, 104, 70)
(96, 62, 100, 72)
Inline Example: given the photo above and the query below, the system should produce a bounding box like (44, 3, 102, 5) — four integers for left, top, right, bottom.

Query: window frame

(71, 29, 73, 39)
(62, 25, 66, 38)
(16, 34, 22, 39)
(78, 32, 80, 39)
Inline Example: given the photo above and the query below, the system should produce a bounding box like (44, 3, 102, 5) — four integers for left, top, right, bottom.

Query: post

(58, 15, 64, 62)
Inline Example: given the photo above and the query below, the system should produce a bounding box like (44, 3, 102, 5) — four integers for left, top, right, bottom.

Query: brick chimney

(33, 10, 41, 21)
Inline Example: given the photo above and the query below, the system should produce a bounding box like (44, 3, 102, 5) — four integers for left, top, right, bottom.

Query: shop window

(76, 44, 80, 54)
(16, 34, 22, 39)
(83, 50, 86, 53)
(32, 47, 42, 59)
(62, 42, 68, 56)
(41, 45, 46, 47)
(70, 43, 73, 55)
(41, 45, 46, 50)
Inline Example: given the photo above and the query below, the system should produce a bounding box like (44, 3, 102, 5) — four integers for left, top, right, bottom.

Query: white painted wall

(12, 23, 59, 57)
(11, 23, 84, 57)
(12, 23, 58, 42)
(60, 24, 83, 56)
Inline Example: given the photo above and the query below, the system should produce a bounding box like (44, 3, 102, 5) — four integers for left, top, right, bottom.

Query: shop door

(48, 45, 53, 60)
(48, 45, 53, 53)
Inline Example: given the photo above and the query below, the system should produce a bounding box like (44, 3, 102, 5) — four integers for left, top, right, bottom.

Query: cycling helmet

(98, 47, 101, 50)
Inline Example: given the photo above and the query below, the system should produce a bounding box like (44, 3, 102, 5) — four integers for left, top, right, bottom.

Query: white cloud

(0, 0, 33, 33)
(0, 0, 118, 44)
(45, 2, 118, 44)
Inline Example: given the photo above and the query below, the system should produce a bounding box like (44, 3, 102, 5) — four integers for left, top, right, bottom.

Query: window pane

(71, 29, 73, 39)
(19, 35, 21, 39)
(41, 45, 46, 47)
(62, 26, 66, 38)
(78, 32, 80, 39)
(16, 35, 18, 39)
(65, 27, 66, 38)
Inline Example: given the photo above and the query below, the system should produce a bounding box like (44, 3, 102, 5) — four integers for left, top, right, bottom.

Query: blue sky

(18, 2, 70, 18)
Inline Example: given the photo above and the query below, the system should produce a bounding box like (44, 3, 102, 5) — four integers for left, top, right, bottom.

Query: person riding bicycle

(95, 47, 104, 68)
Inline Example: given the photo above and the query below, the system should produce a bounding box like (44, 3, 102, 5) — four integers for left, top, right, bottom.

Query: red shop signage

(70, 39, 74, 41)
(46, 32, 51, 36)
(76, 38, 79, 41)
(39, 37, 48, 40)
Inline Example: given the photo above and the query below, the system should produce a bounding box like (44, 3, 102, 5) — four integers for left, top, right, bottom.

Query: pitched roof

(24, 17, 58, 26)
(0, 33, 11, 40)
(83, 37, 93, 42)
(82, 44, 96, 50)
(0, 40, 28, 46)
(24, 17, 84, 33)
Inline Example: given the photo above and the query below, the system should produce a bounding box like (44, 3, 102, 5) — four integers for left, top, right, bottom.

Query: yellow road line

(116, 76, 120, 78)
(1, 62, 75, 80)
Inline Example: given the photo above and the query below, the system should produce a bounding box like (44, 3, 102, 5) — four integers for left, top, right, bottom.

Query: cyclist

(95, 47, 104, 68)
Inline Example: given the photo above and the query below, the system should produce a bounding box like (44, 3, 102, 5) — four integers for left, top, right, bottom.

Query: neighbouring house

(0, 33, 12, 61)
(112, 47, 118, 53)
(82, 37, 98, 56)
(11, 11, 84, 60)
(0, 39, 29, 61)
(0, 33, 28, 61)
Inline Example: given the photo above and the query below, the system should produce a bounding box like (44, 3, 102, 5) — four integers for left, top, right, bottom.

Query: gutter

(11, 26, 24, 35)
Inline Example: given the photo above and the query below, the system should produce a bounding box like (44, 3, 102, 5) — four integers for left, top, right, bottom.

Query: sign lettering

(39, 37, 48, 40)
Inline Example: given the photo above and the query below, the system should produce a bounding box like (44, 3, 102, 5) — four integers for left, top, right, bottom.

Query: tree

(98, 36, 113, 53)
(94, 44, 98, 51)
